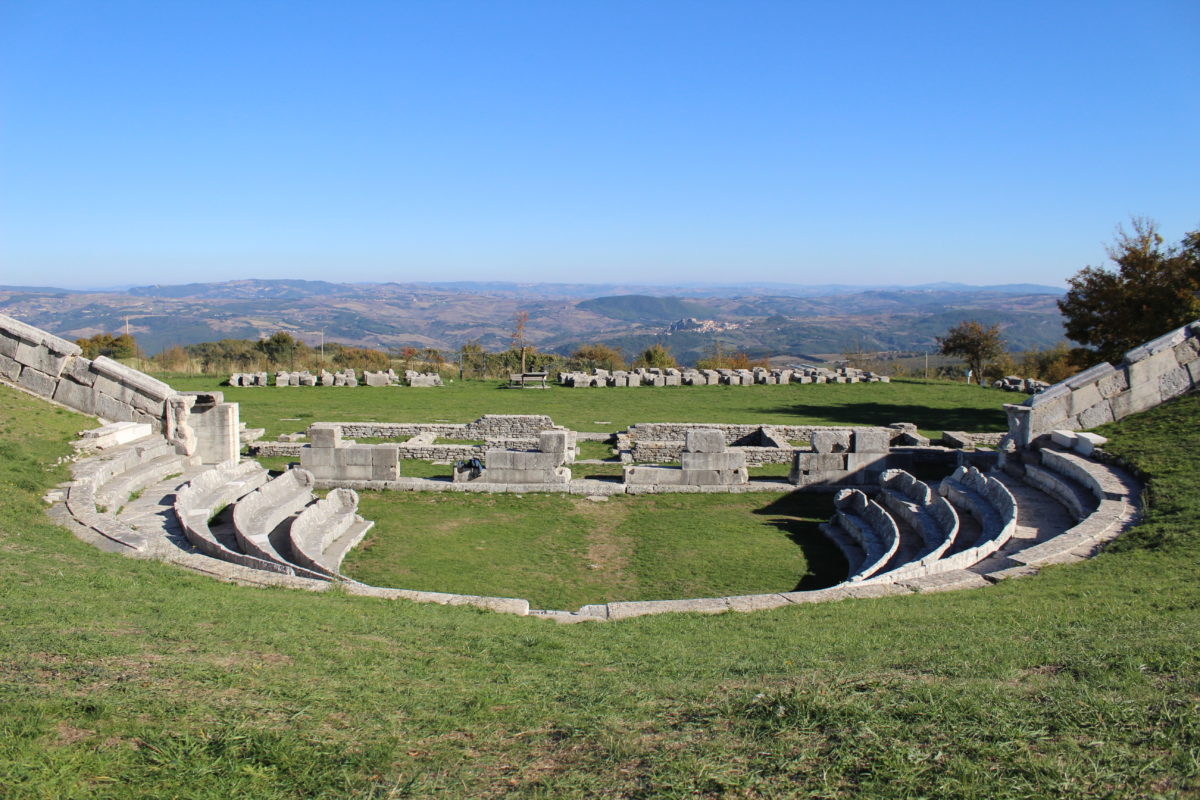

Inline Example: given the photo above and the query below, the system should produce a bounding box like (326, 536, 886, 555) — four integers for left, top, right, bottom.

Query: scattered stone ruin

(993, 375, 1051, 394)
(230, 368, 443, 387)
(6, 312, 1195, 621)
(559, 365, 889, 387)
(453, 429, 576, 485)
(623, 428, 748, 487)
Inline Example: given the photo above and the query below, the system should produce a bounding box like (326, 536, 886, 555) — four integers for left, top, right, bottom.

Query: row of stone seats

(868, 469, 960, 581)
(173, 460, 285, 574)
(230, 469, 329, 580)
(286, 488, 374, 578)
(823, 489, 900, 581)
(67, 432, 185, 552)
(933, 466, 1019, 570)
(1004, 443, 1140, 567)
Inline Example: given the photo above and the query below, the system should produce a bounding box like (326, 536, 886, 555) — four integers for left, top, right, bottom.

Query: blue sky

(1, 0, 1197, 290)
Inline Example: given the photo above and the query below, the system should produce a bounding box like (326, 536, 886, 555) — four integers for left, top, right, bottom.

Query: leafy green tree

(937, 321, 1005, 383)
(1058, 218, 1200, 365)
(254, 331, 304, 367)
(570, 343, 625, 371)
(634, 343, 677, 369)
(76, 332, 138, 359)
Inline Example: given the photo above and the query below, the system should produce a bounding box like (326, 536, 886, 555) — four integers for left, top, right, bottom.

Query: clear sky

(1, 0, 1197, 290)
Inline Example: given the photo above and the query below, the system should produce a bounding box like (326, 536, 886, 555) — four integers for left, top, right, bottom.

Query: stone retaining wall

(1005, 319, 1200, 447)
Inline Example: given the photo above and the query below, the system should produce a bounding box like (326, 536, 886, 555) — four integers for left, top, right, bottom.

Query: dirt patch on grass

(571, 498, 637, 593)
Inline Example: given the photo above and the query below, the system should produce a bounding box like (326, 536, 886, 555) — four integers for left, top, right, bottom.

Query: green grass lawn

(1, 383, 1198, 798)
(162, 374, 1007, 440)
(346, 491, 842, 609)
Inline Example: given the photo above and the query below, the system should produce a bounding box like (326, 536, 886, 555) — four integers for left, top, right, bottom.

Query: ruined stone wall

(1005, 320, 1200, 447)
(337, 415, 559, 441)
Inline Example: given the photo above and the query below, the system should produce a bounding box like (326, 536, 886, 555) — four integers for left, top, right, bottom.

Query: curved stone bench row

(287, 488, 374, 578)
(67, 436, 183, 551)
(230, 469, 329, 580)
(934, 465, 1018, 570)
(827, 488, 900, 581)
(865, 469, 961, 582)
(172, 460, 290, 575)
(1006, 445, 1140, 567)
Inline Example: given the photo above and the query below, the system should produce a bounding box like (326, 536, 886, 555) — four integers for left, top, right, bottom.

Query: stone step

(95, 453, 185, 512)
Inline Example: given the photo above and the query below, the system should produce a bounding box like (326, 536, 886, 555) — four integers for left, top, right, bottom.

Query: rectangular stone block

(795, 453, 847, 472)
(95, 392, 136, 423)
(538, 430, 569, 453)
(1160, 366, 1191, 400)
(340, 447, 375, 466)
(1075, 401, 1113, 430)
(845, 452, 888, 474)
(1097, 368, 1129, 399)
(812, 429, 851, 453)
(1125, 347, 1179, 389)
(14, 340, 69, 377)
(0, 352, 20, 382)
(1124, 324, 1189, 362)
(1110, 380, 1162, 419)
(685, 429, 726, 453)
(622, 465, 684, 485)
(17, 366, 57, 397)
(853, 428, 891, 453)
(90, 356, 173, 401)
(300, 446, 338, 469)
(53, 377, 97, 414)
(309, 425, 343, 448)
(63, 356, 95, 386)
(680, 451, 746, 471)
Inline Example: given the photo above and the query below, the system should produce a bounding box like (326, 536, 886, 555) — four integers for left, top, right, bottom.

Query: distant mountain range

(0, 279, 1068, 363)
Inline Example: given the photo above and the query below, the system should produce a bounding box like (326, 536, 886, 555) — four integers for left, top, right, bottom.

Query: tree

(1058, 218, 1200, 365)
(76, 332, 138, 360)
(570, 343, 625, 371)
(512, 311, 530, 373)
(937, 320, 1005, 383)
(254, 331, 302, 366)
(633, 343, 677, 369)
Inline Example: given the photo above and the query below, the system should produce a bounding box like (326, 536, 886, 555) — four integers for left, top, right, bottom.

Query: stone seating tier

(230, 469, 329, 580)
(287, 488, 374, 578)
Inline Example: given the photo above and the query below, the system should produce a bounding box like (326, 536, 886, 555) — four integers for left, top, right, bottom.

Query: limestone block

(663, 374, 681, 386)
(795, 453, 847, 472)
(63, 356, 96, 386)
(129, 390, 165, 417)
(623, 465, 684, 485)
(812, 429, 851, 453)
(844, 452, 887, 476)
(1110, 379, 1162, 419)
(682, 467, 748, 485)
(340, 447, 375, 466)
(1097, 368, 1129, 399)
(680, 451, 746, 471)
(1067, 381, 1103, 416)
(94, 393, 136, 423)
(1073, 432, 1108, 456)
(1126, 347, 1179, 390)
(853, 428, 891, 453)
(685, 429, 726, 453)
(1188, 358, 1200, 388)
(364, 372, 389, 387)
(1160, 366, 1191, 400)
(834, 488, 868, 513)
(1076, 401, 1114, 430)
(13, 338, 70, 377)
(15, 364, 55, 398)
(309, 424, 343, 448)
(90, 356, 173, 401)
(300, 446, 338, 469)
(0, 352, 22, 382)
(53, 377, 97, 414)
(488, 450, 559, 470)
(299, 373, 317, 387)
(1174, 336, 1200, 363)
(538, 430, 569, 453)
(1050, 430, 1078, 448)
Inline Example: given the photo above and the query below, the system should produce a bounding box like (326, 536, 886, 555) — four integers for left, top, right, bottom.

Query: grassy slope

(0, 385, 1197, 798)
(162, 375, 1007, 440)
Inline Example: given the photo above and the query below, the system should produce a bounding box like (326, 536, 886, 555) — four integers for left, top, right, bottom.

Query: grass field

(345, 491, 842, 609)
(1, 382, 1198, 798)
(161, 374, 1008, 440)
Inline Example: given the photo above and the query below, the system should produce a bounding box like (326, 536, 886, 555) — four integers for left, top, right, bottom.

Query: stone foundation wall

(1005, 319, 1200, 447)
(337, 414, 560, 441)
